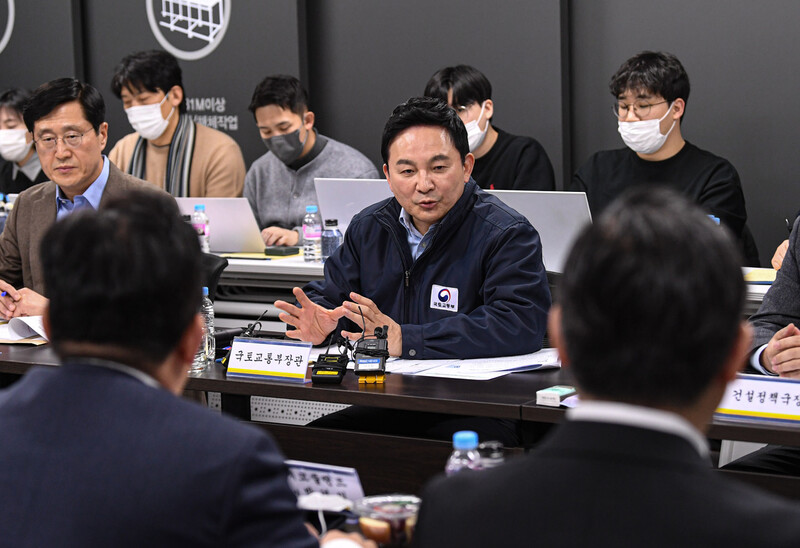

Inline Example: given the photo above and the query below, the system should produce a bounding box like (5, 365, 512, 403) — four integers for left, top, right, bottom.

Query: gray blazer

(0, 161, 161, 294)
(750, 216, 800, 351)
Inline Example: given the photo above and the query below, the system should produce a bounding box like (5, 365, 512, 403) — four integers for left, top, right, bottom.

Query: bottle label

(303, 226, 321, 239)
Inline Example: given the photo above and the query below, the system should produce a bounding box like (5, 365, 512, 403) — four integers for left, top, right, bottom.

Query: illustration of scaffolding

(159, 0, 224, 44)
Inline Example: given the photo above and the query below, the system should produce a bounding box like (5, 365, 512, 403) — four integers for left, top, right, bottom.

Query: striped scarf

(127, 113, 196, 197)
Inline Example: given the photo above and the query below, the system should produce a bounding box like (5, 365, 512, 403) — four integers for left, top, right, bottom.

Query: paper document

(0, 316, 48, 344)
(389, 348, 561, 380)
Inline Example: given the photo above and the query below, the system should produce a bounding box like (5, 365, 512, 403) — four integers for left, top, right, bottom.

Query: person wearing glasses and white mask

(109, 50, 245, 198)
(424, 64, 554, 191)
(570, 51, 758, 265)
(0, 88, 48, 194)
(0, 78, 162, 320)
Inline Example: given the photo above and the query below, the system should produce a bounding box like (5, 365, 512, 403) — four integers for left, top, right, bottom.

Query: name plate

(226, 337, 312, 383)
(716, 373, 800, 423)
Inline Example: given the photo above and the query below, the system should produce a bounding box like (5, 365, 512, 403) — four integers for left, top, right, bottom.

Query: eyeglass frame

(33, 128, 95, 152)
(613, 99, 669, 120)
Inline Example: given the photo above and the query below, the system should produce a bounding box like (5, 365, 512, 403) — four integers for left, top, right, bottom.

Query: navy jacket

(0, 362, 317, 548)
(305, 180, 551, 359)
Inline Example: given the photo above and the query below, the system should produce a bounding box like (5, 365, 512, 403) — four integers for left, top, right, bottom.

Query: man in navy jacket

(0, 191, 371, 547)
(276, 97, 550, 359)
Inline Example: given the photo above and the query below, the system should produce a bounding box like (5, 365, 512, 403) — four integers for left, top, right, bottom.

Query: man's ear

(303, 110, 315, 130)
(482, 99, 494, 125)
(671, 98, 686, 121)
(167, 85, 184, 108)
(719, 322, 752, 383)
(548, 305, 569, 367)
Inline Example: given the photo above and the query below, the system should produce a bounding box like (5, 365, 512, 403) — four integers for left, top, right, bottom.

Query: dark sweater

(571, 141, 748, 239)
(472, 127, 555, 191)
(0, 160, 48, 194)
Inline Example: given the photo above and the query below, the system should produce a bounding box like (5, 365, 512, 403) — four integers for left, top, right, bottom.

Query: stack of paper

(0, 316, 48, 345)
(387, 348, 561, 380)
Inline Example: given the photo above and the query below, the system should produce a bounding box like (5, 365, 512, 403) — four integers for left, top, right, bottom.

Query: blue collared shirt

(398, 208, 438, 261)
(55, 156, 110, 220)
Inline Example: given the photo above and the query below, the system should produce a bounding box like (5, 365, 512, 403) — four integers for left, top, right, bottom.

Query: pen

(787, 218, 793, 235)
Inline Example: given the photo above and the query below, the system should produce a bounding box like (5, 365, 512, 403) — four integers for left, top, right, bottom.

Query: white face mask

(0, 129, 32, 163)
(125, 93, 174, 141)
(464, 101, 489, 152)
(617, 101, 676, 154)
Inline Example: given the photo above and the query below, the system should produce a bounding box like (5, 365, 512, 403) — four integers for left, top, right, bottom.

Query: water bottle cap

(202, 286, 209, 296)
(306, 205, 318, 213)
(452, 430, 478, 450)
(194, 204, 206, 212)
(324, 219, 339, 227)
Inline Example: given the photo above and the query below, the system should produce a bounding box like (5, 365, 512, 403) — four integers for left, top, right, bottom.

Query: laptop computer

(314, 178, 394, 235)
(175, 197, 265, 253)
(487, 190, 592, 273)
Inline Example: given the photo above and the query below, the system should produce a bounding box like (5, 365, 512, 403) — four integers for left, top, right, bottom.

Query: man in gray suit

(750, 217, 800, 377)
(0, 78, 158, 319)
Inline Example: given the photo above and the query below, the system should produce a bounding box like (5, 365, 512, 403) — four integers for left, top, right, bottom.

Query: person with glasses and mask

(244, 75, 378, 247)
(424, 64, 555, 191)
(570, 51, 758, 265)
(0, 88, 49, 194)
(0, 78, 164, 320)
(109, 50, 246, 198)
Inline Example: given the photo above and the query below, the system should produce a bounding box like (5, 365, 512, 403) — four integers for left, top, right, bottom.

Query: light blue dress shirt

(55, 156, 110, 220)
(398, 208, 439, 261)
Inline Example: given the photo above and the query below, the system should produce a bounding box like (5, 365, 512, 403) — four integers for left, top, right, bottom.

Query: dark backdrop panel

(305, 0, 565, 185)
(0, 0, 78, 89)
(570, 0, 800, 266)
(81, 0, 302, 169)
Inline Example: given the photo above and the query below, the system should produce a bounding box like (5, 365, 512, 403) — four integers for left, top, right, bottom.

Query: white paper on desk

(415, 367, 511, 380)
(393, 348, 561, 380)
(0, 316, 48, 341)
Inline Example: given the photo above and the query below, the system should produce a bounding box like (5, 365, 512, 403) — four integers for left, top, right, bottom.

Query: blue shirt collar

(398, 208, 438, 261)
(55, 156, 109, 220)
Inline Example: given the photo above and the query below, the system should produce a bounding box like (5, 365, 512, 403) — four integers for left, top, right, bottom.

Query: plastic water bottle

(478, 441, 505, 469)
(321, 218, 343, 262)
(302, 205, 322, 263)
(191, 287, 215, 372)
(445, 430, 482, 476)
(192, 204, 210, 253)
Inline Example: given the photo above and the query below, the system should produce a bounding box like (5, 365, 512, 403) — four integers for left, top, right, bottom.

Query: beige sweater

(108, 123, 245, 197)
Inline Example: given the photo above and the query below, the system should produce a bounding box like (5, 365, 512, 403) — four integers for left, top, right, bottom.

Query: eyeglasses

(34, 129, 92, 151)
(613, 100, 668, 120)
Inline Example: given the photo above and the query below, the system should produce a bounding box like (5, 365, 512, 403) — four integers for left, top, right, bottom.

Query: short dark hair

(424, 65, 492, 109)
(609, 51, 690, 112)
(248, 75, 309, 117)
(23, 78, 106, 134)
(111, 50, 186, 113)
(559, 187, 744, 407)
(0, 88, 32, 116)
(41, 190, 202, 367)
(381, 97, 469, 165)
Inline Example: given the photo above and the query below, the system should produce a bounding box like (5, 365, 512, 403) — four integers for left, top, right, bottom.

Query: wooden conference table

(1, 343, 800, 498)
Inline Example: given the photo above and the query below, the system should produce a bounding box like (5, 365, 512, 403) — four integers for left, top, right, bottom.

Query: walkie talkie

(354, 325, 389, 384)
(311, 336, 349, 384)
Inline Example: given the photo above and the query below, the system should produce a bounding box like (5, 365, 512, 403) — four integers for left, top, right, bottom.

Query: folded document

(387, 348, 561, 380)
(0, 316, 48, 344)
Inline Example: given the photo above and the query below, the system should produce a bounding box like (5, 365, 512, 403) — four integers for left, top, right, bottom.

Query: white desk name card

(716, 373, 800, 423)
(226, 337, 312, 383)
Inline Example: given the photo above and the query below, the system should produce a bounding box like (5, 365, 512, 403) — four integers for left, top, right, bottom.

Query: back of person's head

(609, 51, 690, 109)
(248, 75, 309, 116)
(41, 190, 202, 369)
(0, 88, 32, 116)
(559, 187, 744, 408)
(23, 78, 105, 133)
(424, 65, 492, 109)
(381, 96, 469, 164)
(110, 50, 186, 113)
